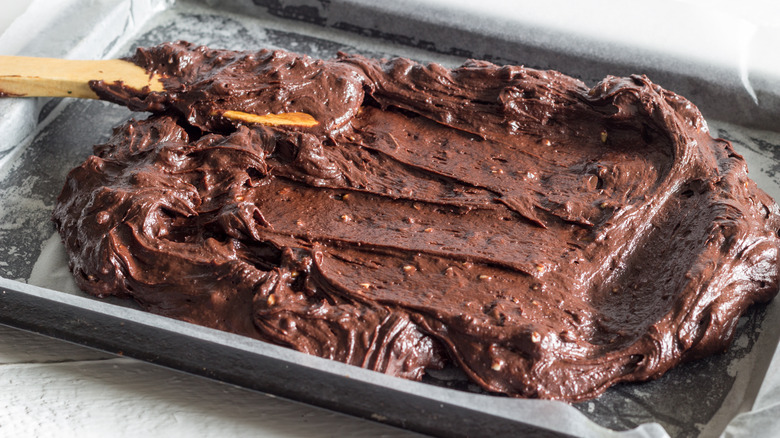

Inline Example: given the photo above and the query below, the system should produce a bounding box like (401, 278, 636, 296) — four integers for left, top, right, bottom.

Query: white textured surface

(0, 324, 421, 437)
(0, 1, 30, 38)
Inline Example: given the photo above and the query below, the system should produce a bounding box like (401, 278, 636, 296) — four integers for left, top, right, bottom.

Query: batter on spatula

(53, 41, 780, 402)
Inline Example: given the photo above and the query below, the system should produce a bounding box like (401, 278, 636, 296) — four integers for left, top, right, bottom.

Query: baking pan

(1, 1, 780, 436)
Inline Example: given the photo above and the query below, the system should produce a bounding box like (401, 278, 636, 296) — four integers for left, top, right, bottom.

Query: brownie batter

(52, 42, 780, 402)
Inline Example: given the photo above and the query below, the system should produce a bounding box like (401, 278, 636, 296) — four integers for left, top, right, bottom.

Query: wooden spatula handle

(0, 56, 319, 128)
(0, 56, 163, 99)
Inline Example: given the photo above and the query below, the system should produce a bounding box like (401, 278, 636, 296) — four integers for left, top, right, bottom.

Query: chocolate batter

(52, 42, 780, 402)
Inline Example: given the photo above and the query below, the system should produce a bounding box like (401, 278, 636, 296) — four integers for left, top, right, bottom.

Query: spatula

(0, 56, 318, 127)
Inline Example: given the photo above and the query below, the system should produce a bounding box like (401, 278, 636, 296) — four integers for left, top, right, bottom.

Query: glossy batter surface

(53, 42, 780, 401)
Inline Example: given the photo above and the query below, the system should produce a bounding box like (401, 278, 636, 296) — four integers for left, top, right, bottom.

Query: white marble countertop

(0, 324, 420, 437)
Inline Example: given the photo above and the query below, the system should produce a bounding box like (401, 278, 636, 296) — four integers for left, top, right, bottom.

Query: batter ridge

(53, 42, 780, 402)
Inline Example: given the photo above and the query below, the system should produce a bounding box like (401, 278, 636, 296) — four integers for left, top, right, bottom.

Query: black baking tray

(0, 278, 582, 438)
(1, 1, 779, 436)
